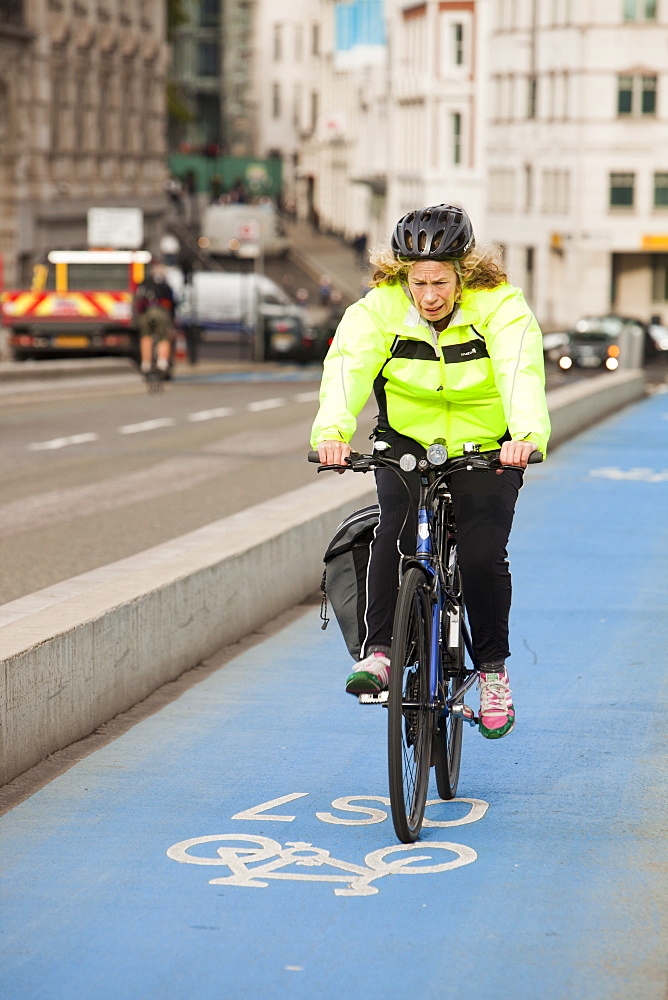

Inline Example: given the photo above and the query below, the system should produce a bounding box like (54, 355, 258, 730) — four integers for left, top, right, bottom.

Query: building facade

(168, 0, 256, 158)
(486, 0, 668, 328)
(0, 0, 169, 288)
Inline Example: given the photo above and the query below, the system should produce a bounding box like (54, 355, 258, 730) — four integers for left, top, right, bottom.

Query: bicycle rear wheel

(434, 598, 466, 799)
(388, 567, 434, 843)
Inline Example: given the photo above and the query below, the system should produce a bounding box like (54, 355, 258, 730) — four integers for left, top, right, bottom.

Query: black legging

(362, 430, 523, 666)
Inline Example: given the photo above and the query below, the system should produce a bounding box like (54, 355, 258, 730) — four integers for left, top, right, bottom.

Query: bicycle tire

(388, 566, 434, 843)
(434, 554, 466, 800)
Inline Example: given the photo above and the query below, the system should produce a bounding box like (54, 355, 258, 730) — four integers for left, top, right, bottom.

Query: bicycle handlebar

(307, 448, 543, 472)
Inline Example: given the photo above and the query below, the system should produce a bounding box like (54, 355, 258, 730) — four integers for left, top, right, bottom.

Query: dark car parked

(554, 315, 664, 371)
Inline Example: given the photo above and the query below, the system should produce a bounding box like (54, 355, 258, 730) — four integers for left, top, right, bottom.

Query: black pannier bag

(320, 504, 380, 660)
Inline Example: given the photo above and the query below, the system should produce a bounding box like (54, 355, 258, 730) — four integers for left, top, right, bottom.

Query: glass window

(654, 173, 668, 207)
(273, 23, 282, 61)
(527, 76, 537, 118)
(617, 75, 633, 114)
(610, 172, 635, 207)
(197, 42, 219, 77)
(452, 112, 461, 164)
(66, 265, 130, 291)
(453, 23, 464, 65)
(624, 0, 657, 19)
(272, 82, 281, 119)
(617, 74, 657, 115)
(642, 75, 657, 114)
(200, 0, 219, 27)
(651, 256, 668, 301)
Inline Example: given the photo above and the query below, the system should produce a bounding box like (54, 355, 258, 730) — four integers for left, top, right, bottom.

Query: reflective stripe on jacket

(310, 281, 551, 457)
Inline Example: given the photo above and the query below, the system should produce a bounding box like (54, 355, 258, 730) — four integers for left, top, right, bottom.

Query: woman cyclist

(311, 204, 550, 740)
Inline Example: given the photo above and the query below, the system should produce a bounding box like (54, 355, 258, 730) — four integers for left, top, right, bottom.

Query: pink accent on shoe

(478, 669, 515, 737)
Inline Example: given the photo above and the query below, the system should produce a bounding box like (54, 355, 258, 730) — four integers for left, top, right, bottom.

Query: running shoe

(345, 652, 390, 695)
(478, 664, 515, 739)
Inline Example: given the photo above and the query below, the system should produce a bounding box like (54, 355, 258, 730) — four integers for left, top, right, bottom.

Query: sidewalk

(285, 218, 372, 303)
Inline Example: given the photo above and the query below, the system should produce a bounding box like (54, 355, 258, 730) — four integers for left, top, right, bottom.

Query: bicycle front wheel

(388, 567, 434, 843)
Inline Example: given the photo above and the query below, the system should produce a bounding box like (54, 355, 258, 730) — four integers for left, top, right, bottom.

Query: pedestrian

(352, 233, 368, 267)
(311, 204, 550, 739)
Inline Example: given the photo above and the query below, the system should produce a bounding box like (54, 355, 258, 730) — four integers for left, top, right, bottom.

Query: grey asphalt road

(0, 359, 641, 605)
(0, 366, 357, 604)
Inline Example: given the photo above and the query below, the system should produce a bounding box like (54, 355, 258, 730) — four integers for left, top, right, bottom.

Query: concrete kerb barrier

(0, 368, 646, 785)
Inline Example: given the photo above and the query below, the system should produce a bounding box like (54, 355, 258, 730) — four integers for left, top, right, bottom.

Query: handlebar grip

(308, 450, 321, 463)
(527, 451, 543, 464)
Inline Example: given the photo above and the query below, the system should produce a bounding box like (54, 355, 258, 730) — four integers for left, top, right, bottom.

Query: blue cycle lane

(1, 388, 667, 1000)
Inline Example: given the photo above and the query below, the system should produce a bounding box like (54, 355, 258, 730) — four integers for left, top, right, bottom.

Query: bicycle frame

(409, 470, 479, 728)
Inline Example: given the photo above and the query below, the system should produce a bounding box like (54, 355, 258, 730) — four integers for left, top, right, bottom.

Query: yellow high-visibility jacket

(311, 280, 551, 457)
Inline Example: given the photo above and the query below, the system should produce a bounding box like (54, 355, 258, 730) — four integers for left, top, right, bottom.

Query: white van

(177, 272, 321, 362)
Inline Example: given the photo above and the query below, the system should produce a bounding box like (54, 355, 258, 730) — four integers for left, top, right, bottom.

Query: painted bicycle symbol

(167, 835, 476, 896)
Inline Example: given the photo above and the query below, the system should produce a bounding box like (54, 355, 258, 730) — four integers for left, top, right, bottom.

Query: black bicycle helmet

(391, 204, 474, 260)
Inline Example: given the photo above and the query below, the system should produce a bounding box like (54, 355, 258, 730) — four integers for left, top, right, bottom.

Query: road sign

(87, 207, 144, 249)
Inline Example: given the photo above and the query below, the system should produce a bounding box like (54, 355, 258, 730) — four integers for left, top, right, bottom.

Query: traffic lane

(0, 371, 323, 467)
(0, 396, 377, 603)
(0, 379, 325, 498)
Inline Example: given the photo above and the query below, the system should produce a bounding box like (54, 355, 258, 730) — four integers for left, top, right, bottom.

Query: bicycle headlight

(399, 453, 417, 472)
(426, 442, 448, 465)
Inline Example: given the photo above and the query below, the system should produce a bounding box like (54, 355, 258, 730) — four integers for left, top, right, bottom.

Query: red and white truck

(0, 249, 152, 362)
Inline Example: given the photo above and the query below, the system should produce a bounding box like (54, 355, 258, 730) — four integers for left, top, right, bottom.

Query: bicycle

(309, 441, 541, 844)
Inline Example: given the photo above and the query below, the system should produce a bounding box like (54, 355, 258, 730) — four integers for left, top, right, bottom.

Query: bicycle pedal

(450, 702, 478, 726)
(358, 691, 389, 705)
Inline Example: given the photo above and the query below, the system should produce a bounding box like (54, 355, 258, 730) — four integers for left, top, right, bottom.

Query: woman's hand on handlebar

(317, 439, 352, 472)
(499, 439, 539, 469)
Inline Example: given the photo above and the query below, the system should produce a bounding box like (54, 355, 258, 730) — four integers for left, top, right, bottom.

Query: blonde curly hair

(368, 243, 507, 301)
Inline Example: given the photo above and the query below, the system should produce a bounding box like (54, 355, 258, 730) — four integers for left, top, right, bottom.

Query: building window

(610, 172, 635, 207)
(311, 23, 320, 56)
(198, 42, 219, 77)
(200, 0, 219, 27)
(453, 23, 464, 65)
(525, 247, 535, 302)
(452, 112, 462, 164)
(652, 256, 668, 300)
(524, 163, 533, 213)
(273, 23, 282, 61)
(527, 76, 537, 118)
(295, 24, 303, 62)
(618, 74, 657, 115)
(272, 82, 281, 119)
(654, 173, 668, 208)
(310, 89, 319, 132)
(623, 0, 657, 20)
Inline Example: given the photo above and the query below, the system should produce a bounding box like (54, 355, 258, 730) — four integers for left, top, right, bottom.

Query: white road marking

(187, 407, 235, 422)
(231, 793, 309, 823)
(119, 418, 176, 434)
(294, 391, 320, 403)
(590, 466, 668, 482)
(28, 433, 99, 451)
(248, 397, 285, 412)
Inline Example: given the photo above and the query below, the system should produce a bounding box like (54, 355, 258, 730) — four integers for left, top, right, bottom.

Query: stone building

(168, 0, 256, 157)
(0, 0, 168, 288)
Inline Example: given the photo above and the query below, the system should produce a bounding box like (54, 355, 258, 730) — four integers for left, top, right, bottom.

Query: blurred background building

(1, 0, 667, 331)
(0, 0, 168, 287)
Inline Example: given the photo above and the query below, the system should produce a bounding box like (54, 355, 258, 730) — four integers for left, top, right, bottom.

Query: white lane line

(119, 418, 176, 435)
(187, 407, 235, 422)
(294, 391, 320, 403)
(29, 433, 99, 451)
(248, 397, 286, 412)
